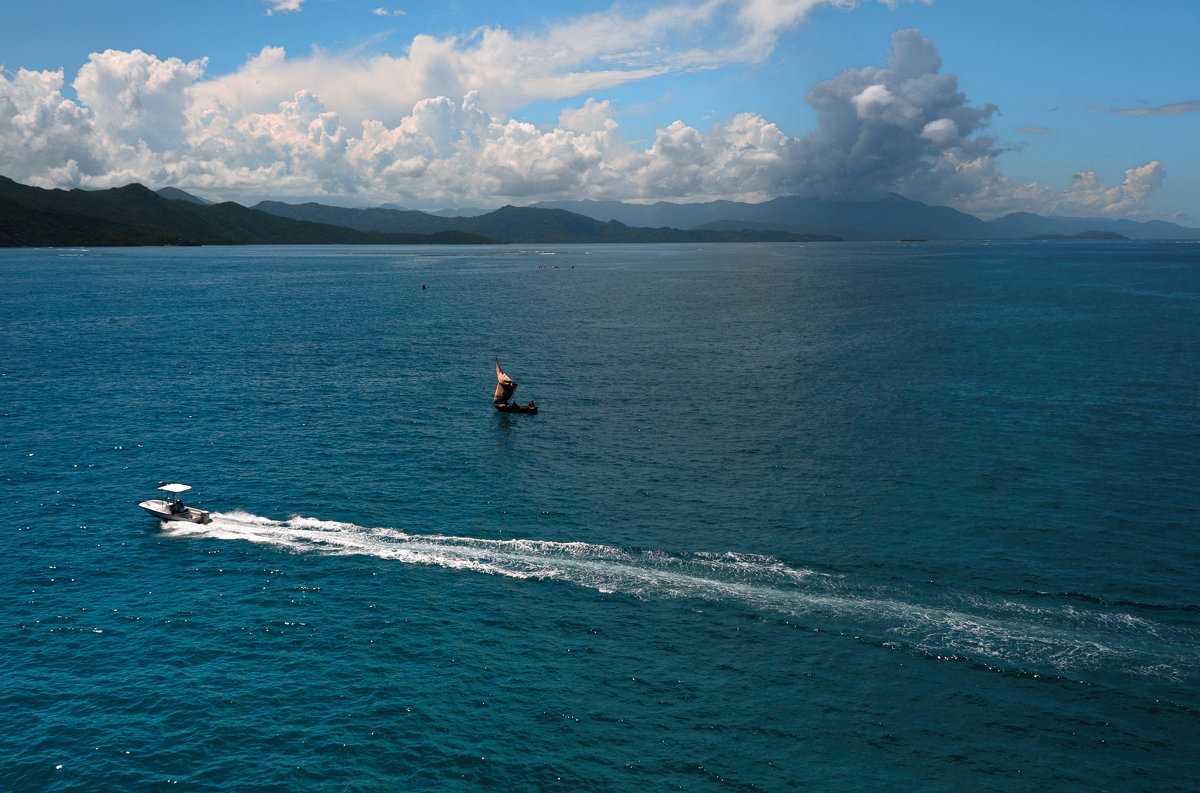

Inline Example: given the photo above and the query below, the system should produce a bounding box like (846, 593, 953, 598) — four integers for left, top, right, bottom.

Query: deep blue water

(2, 241, 1198, 792)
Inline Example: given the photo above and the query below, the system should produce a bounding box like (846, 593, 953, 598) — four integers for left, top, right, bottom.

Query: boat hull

(139, 499, 211, 524)
(495, 402, 538, 414)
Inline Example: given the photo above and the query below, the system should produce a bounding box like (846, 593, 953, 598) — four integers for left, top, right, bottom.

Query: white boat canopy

(158, 483, 192, 493)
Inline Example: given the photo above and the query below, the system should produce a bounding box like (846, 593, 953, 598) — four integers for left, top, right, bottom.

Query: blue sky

(2, 0, 1197, 222)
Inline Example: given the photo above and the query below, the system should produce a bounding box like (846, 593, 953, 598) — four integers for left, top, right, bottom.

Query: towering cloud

(792, 29, 997, 198)
(74, 49, 207, 152)
(0, 68, 96, 188)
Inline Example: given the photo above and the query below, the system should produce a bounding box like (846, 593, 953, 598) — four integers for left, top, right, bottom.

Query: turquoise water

(2, 241, 1198, 791)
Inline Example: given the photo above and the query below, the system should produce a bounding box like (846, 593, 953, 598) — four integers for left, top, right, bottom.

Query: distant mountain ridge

(2, 174, 1196, 246)
(0, 176, 496, 247)
(983, 211, 1198, 240)
(201, 191, 1200, 240)
(155, 186, 214, 205)
(532, 194, 1200, 240)
(250, 200, 837, 243)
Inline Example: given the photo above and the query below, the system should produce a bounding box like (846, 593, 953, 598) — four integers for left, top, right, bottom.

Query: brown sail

(494, 358, 517, 405)
(494, 358, 537, 413)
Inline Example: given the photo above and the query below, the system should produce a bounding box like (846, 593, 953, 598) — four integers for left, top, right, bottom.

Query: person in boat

(171, 498, 186, 514)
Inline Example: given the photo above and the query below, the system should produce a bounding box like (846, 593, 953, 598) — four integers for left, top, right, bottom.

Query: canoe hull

(495, 403, 538, 414)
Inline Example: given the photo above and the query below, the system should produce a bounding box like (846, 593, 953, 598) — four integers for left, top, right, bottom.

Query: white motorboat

(139, 483, 211, 524)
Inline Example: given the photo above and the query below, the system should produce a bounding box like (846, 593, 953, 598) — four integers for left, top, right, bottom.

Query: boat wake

(166, 510, 818, 603)
(167, 511, 1200, 687)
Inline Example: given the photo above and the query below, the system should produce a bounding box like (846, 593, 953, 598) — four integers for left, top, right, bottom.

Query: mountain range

(2, 174, 1197, 247)
(0, 176, 494, 247)
(249, 200, 835, 243)
(530, 194, 1200, 241)
(248, 192, 1200, 242)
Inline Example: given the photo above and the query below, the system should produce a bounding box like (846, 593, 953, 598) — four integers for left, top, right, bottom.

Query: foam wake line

(167, 511, 819, 604)
(163, 511, 1199, 683)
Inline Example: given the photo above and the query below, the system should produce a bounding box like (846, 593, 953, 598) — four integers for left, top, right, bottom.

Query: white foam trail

(167, 511, 823, 602)
(164, 511, 1200, 682)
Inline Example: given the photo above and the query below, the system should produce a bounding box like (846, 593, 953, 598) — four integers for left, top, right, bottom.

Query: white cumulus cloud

(264, 0, 304, 15)
(74, 49, 208, 151)
(0, 68, 97, 187)
(0, 12, 1174, 220)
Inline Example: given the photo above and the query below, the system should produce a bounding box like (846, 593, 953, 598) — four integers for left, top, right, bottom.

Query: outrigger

(139, 483, 211, 524)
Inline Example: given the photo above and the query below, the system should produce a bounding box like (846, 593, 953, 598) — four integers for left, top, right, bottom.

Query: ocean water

(2, 240, 1197, 792)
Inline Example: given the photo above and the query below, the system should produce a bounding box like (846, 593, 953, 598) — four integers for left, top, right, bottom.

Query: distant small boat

(494, 359, 538, 414)
(139, 483, 211, 524)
